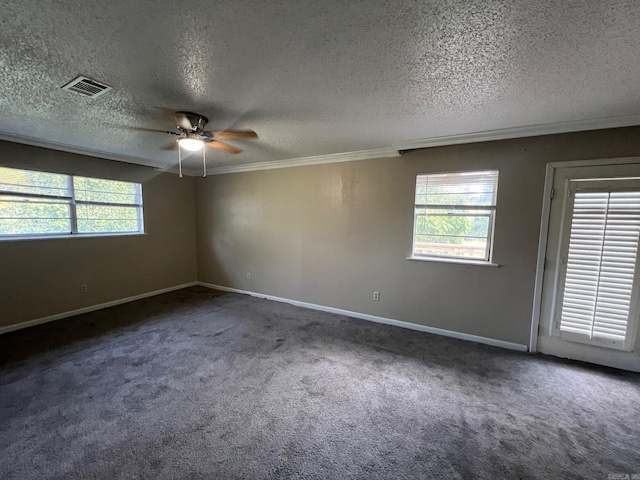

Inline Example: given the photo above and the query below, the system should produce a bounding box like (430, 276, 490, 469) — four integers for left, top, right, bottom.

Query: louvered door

(554, 180, 640, 351)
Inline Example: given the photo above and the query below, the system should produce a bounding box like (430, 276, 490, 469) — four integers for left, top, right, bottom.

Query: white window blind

(412, 170, 499, 261)
(557, 187, 640, 350)
(0, 166, 143, 239)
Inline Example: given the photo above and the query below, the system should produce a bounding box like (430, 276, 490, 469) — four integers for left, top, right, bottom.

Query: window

(554, 178, 640, 351)
(0, 166, 143, 239)
(411, 170, 499, 262)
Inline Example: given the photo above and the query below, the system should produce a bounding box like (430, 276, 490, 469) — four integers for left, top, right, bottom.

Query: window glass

(412, 171, 499, 261)
(74, 176, 140, 204)
(76, 205, 140, 234)
(0, 167, 70, 197)
(0, 167, 143, 239)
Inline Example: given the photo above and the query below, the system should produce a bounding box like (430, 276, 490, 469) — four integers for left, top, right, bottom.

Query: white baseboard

(198, 282, 528, 352)
(0, 282, 198, 335)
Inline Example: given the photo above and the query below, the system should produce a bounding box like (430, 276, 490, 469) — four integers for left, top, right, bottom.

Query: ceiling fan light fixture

(178, 137, 204, 152)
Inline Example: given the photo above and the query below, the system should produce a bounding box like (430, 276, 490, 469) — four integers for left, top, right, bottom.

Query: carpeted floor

(0, 286, 639, 479)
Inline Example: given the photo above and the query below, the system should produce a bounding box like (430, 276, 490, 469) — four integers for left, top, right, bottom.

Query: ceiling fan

(139, 111, 258, 177)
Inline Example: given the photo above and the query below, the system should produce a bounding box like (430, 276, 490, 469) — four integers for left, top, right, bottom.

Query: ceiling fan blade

(162, 140, 178, 150)
(129, 127, 181, 135)
(205, 129, 258, 140)
(206, 140, 243, 154)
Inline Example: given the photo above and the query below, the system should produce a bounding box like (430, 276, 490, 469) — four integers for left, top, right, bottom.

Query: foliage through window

(412, 170, 499, 261)
(0, 166, 143, 238)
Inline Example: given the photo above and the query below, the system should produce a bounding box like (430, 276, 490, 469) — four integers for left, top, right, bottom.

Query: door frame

(529, 156, 640, 352)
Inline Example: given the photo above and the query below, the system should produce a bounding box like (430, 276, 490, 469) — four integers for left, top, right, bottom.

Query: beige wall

(196, 127, 640, 346)
(4, 127, 640, 343)
(0, 141, 198, 329)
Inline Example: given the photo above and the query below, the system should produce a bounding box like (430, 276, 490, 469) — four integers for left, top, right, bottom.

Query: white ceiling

(1, 0, 639, 174)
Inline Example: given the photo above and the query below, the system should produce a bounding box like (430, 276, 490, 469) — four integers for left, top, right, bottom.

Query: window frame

(0, 167, 144, 241)
(409, 169, 499, 265)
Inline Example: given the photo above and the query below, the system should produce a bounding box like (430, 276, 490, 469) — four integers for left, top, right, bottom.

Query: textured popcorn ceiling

(0, 0, 639, 171)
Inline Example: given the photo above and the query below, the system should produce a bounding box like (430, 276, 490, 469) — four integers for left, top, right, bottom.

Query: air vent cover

(61, 76, 112, 98)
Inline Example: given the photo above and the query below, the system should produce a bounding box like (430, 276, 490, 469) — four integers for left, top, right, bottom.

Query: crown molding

(206, 147, 400, 175)
(394, 114, 640, 152)
(205, 114, 640, 175)
(0, 130, 397, 177)
(0, 131, 161, 170)
(1, 113, 639, 177)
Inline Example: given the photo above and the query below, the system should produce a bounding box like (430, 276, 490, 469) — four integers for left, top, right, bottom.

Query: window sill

(0, 232, 147, 242)
(407, 256, 500, 267)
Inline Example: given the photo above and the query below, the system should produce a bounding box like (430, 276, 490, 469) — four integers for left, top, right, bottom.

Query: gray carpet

(0, 286, 639, 479)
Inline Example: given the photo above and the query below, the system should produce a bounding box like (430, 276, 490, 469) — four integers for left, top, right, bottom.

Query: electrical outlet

(373, 291, 380, 301)
(247, 273, 251, 280)
(80, 284, 88, 293)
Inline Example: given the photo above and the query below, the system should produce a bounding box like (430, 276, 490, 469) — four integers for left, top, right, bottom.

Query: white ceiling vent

(61, 76, 112, 98)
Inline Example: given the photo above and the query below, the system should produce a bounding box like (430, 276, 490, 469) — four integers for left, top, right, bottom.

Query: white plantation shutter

(557, 185, 640, 350)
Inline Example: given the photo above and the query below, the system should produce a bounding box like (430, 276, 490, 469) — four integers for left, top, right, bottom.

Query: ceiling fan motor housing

(175, 111, 209, 132)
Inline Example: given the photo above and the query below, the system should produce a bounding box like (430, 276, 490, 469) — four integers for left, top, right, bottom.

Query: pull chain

(203, 146, 207, 178)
